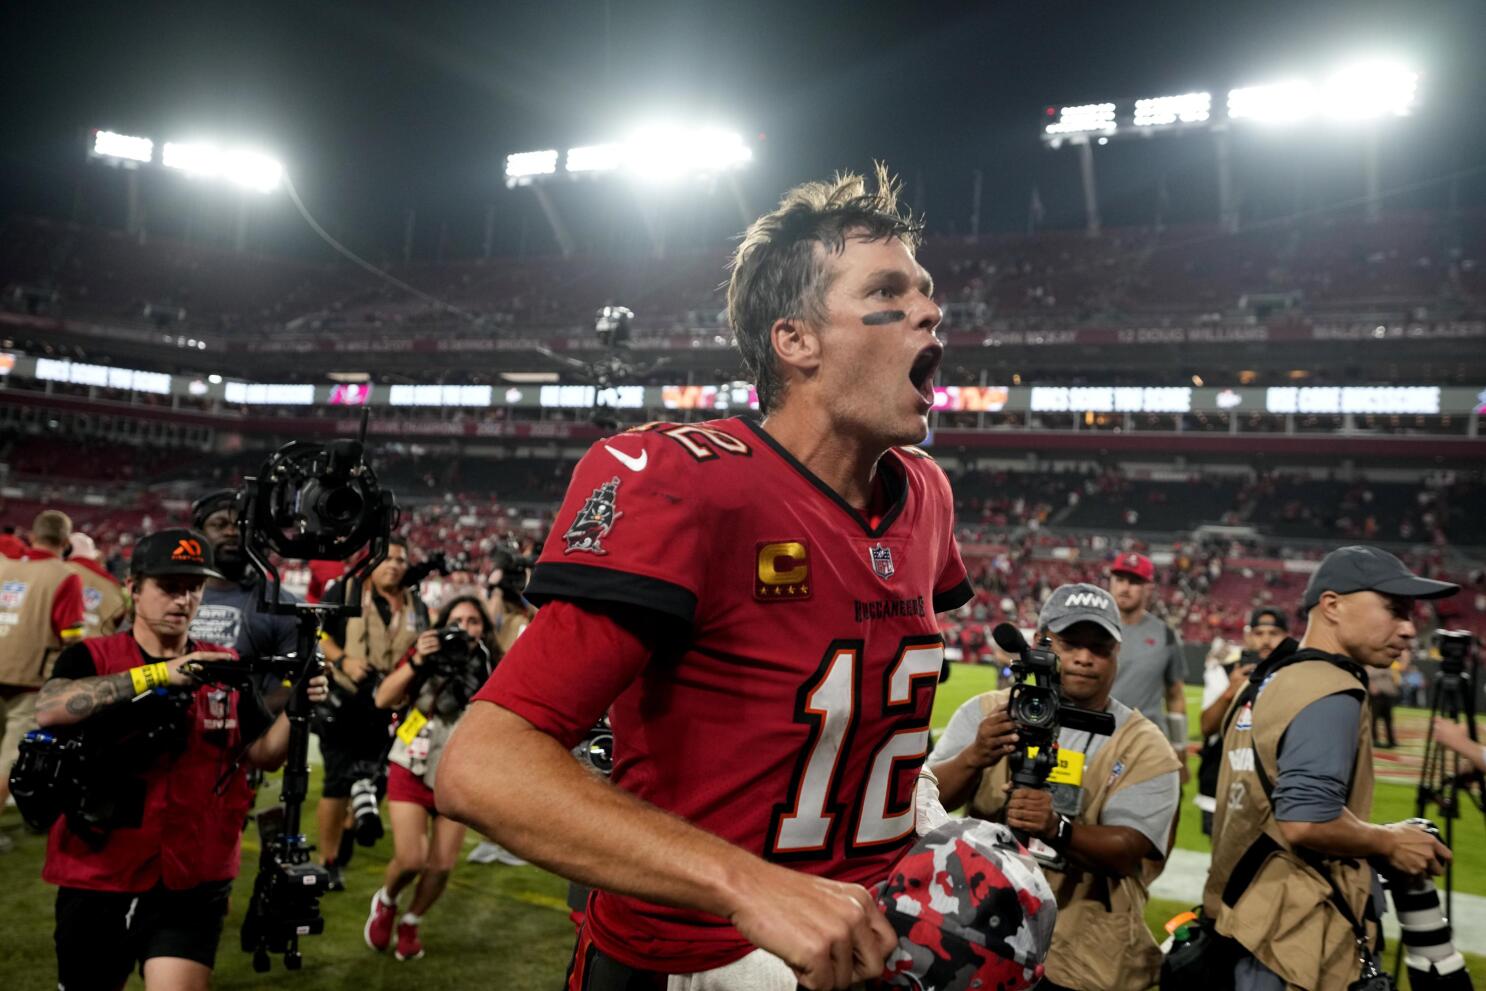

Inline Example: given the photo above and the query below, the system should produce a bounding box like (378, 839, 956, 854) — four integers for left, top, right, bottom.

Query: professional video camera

(991, 623, 1116, 866)
(10, 683, 197, 848)
(233, 413, 398, 973)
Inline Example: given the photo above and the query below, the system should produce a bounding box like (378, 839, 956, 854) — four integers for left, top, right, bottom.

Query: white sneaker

(467, 841, 526, 866)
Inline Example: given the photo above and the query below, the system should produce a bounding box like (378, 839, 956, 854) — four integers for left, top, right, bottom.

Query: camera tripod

(1412, 639, 1485, 920)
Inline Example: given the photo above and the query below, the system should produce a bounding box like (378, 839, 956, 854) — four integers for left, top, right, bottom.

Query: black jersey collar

(741, 418, 909, 538)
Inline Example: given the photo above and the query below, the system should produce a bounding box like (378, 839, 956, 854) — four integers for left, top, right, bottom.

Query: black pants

(55, 880, 231, 990)
(1372, 695, 1397, 747)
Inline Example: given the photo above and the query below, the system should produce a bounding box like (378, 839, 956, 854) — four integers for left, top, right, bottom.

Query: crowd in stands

(5, 210, 1482, 345)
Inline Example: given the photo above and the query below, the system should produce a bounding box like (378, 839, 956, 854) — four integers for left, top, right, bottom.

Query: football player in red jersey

(439, 165, 972, 990)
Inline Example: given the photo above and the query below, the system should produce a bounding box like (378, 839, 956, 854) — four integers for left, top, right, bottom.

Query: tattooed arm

(35, 650, 235, 728)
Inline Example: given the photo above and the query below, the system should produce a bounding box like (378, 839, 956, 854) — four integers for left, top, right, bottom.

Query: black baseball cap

(1301, 546, 1458, 611)
(130, 528, 226, 580)
(1247, 607, 1288, 631)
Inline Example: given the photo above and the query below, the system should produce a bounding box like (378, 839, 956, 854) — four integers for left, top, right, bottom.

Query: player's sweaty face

(813, 235, 942, 447)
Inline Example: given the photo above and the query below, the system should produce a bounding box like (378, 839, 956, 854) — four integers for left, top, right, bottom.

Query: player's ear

(770, 316, 821, 378)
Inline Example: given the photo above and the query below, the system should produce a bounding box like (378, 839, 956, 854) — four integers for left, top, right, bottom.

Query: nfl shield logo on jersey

(868, 543, 895, 580)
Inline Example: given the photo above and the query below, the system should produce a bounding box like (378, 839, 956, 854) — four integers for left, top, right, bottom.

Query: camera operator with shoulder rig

(28, 528, 328, 991)
(487, 546, 536, 655)
(927, 583, 1182, 991)
(362, 595, 497, 961)
(314, 534, 429, 890)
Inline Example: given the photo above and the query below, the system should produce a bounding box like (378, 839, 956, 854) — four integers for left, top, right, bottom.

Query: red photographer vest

(42, 632, 257, 893)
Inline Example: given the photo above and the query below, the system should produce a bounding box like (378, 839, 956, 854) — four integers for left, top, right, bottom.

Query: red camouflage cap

(874, 819, 1056, 991)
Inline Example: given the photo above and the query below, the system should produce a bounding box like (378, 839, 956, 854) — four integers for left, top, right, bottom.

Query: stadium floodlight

(622, 125, 752, 181)
(1133, 92, 1211, 128)
(1322, 61, 1418, 119)
(504, 149, 560, 186)
(1043, 103, 1117, 137)
(566, 143, 624, 173)
(162, 142, 283, 192)
(1226, 80, 1315, 123)
(219, 149, 283, 192)
(91, 130, 154, 164)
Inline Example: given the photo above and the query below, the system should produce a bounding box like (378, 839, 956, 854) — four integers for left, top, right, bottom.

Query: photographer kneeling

(927, 583, 1181, 991)
(364, 595, 496, 962)
(31, 529, 328, 991)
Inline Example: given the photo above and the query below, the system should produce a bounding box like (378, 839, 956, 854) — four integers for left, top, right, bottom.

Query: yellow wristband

(150, 662, 171, 688)
(129, 666, 151, 694)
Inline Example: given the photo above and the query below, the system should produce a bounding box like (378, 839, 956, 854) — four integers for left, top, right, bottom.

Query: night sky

(5, 0, 1484, 259)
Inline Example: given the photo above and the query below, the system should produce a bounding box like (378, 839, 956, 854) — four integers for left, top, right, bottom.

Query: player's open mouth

(909, 346, 941, 406)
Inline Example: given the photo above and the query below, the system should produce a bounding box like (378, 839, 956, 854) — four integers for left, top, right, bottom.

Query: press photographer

(315, 534, 429, 889)
(1203, 547, 1456, 991)
(363, 595, 497, 961)
(26, 528, 328, 991)
(927, 583, 1181, 991)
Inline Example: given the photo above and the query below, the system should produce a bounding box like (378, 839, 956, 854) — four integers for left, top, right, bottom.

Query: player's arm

(437, 601, 896, 990)
(51, 573, 85, 646)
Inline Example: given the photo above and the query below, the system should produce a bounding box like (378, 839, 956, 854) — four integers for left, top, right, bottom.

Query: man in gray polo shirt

(1107, 551, 1189, 778)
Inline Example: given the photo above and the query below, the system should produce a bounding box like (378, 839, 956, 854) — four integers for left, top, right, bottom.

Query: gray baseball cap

(1301, 545, 1459, 611)
(1038, 583, 1122, 642)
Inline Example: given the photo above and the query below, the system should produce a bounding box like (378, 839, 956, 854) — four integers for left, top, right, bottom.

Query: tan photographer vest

(333, 588, 421, 691)
(0, 554, 75, 687)
(1202, 658, 1376, 991)
(967, 689, 1180, 991)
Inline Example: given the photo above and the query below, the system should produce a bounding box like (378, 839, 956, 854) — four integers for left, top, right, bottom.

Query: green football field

(0, 662, 1480, 989)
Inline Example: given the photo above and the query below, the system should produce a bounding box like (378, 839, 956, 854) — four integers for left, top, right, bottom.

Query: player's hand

(966, 703, 1018, 770)
(168, 651, 236, 687)
(411, 630, 441, 667)
(728, 863, 896, 990)
(1006, 786, 1057, 840)
(306, 673, 330, 704)
(1383, 821, 1450, 877)
(340, 655, 371, 683)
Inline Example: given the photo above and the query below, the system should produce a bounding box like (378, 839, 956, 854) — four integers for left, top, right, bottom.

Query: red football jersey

(480, 417, 971, 972)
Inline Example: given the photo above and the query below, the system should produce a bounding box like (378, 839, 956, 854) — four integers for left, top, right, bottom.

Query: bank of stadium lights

(504, 126, 753, 188)
(1228, 64, 1418, 124)
(162, 142, 284, 193)
(88, 129, 284, 194)
(91, 130, 154, 165)
(1043, 104, 1117, 137)
(1132, 92, 1211, 128)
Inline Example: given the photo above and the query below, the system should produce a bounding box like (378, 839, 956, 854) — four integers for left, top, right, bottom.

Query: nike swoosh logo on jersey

(603, 445, 648, 472)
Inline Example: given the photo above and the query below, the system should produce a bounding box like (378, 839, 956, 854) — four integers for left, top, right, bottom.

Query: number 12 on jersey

(768, 636, 945, 859)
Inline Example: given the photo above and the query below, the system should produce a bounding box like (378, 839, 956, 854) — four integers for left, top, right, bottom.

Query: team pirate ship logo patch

(562, 476, 623, 555)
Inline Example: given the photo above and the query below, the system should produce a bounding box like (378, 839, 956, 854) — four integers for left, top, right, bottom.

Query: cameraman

(315, 535, 428, 889)
(1203, 547, 1455, 991)
(1194, 608, 1287, 837)
(487, 547, 536, 655)
(927, 583, 1181, 991)
(33, 528, 328, 991)
(189, 490, 301, 699)
(363, 595, 497, 961)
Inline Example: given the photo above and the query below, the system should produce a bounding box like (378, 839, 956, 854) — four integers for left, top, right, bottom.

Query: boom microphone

(993, 623, 1029, 655)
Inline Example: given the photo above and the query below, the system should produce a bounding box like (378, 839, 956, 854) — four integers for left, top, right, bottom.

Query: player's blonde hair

(727, 163, 922, 414)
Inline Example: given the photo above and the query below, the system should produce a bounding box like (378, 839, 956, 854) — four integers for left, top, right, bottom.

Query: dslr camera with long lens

(991, 623, 1115, 865)
(229, 414, 398, 973)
